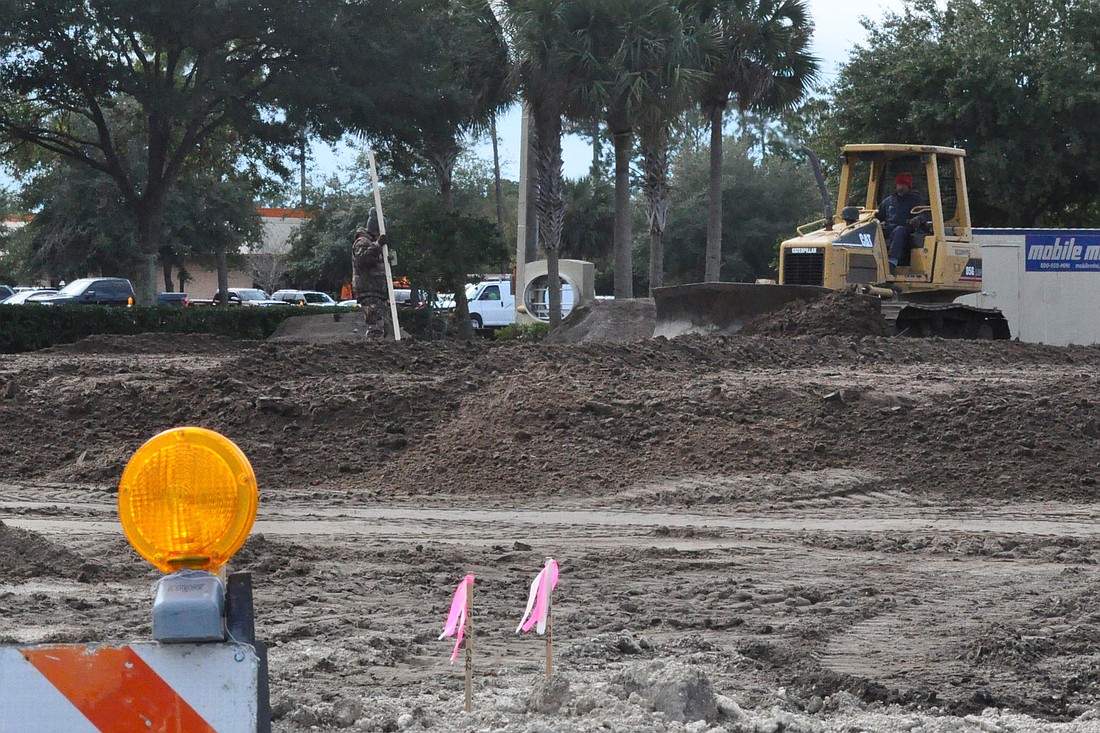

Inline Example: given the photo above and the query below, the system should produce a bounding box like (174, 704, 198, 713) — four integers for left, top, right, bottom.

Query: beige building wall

(255, 208, 306, 256)
(183, 264, 259, 300)
(166, 207, 310, 296)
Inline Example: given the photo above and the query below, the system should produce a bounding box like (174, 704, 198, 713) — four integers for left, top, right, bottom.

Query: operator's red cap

(896, 173, 913, 187)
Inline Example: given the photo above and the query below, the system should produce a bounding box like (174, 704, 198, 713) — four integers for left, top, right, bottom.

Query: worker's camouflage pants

(361, 297, 389, 339)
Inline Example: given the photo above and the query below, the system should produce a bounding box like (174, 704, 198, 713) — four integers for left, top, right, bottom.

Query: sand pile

(545, 299, 657, 343)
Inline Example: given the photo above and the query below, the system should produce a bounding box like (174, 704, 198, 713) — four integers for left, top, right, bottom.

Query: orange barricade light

(119, 427, 258, 574)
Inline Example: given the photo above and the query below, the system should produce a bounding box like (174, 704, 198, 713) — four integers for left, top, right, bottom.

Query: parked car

(335, 290, 428, 309)
(392, 288, 434, 308)
(465, 280, 516, 329)
(36, 277, 136, 306)
(0, 285, 14, 302)
(1, 289, 58, 305)
(269, 289, 338, 307)
(215, 288, 285, 306)
(156, 292, 189, 307)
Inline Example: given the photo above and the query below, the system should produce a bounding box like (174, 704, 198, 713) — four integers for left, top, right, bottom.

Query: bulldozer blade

(652, 283, 831, 339)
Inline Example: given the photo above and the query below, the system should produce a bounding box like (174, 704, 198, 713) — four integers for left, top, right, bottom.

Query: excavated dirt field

(2, 301, 1100, 732)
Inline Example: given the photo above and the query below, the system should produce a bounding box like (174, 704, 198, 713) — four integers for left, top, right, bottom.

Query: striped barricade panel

(0, 642, 258, 732)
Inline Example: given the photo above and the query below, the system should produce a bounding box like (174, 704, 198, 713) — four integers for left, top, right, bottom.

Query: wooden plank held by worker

(366, 150, 402, 342)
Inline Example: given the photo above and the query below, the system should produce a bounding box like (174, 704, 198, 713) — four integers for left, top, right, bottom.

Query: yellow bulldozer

(653, 144, 1010, 339)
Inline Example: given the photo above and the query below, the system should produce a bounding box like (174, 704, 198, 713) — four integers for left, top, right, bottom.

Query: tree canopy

(0, 0, 418, 300)
(375, 0, 514, 212)
(660, 136, 820, 284)
(286, 158, 511, 297)
(7, 161, 261, 288)
(820, 0, 1100, 227)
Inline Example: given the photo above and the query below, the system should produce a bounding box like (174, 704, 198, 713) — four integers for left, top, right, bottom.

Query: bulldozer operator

(877, 173, 927, 272)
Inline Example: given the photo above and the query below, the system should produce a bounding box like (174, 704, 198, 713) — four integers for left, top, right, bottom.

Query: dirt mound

(740, 290, 889, 337)
(0, 520, 89, 581)
(6, 327, 1100, 729)
(1, 330, 1099, 505)
(268, 311, 366, 343)
(546, 299, 656, 343)
(47, 332, 244, 355)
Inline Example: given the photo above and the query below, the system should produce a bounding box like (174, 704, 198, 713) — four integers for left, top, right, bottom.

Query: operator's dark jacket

(876, 190, 924, 230)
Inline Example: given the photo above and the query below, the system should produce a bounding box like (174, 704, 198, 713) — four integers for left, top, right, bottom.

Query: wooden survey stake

(464, 581, 473, 712)
(545, 589, 553, 679)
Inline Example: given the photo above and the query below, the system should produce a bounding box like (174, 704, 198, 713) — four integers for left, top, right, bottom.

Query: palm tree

(503, 0, 590, 328)
(696, 0, 818, 281)
(637, 1, 714, 292)
(563, 0, 701, 299)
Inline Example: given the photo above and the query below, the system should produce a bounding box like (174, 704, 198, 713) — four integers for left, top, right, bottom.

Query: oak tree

(0, 0, 410, 301)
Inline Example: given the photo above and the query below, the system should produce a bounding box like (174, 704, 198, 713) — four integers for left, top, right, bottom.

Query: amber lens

(119, 427, 258, 573)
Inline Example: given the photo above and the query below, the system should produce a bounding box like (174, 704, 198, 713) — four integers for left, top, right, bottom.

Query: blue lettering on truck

(1025, 235, 1100, 272)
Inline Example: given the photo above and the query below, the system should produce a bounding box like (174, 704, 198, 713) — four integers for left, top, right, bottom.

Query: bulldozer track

(890, 301, 1011, 340)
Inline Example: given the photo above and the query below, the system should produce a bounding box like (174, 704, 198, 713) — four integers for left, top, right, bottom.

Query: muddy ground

(1, 302, 1100, 732)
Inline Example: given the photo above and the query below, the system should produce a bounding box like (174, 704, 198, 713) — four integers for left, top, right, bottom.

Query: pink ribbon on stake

(439, 574, 475, 663)
(517, 558, 559, 634)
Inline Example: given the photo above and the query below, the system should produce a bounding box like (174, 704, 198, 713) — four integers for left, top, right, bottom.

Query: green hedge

(495, 322, 549, 341)
(0, 305, 321, 353)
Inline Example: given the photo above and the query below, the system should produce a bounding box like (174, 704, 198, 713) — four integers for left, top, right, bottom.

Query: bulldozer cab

(836, 144, 974, 279)
(777, 144, 979, 296)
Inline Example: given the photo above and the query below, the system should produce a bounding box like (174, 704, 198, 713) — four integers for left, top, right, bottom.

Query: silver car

(1, 289, 59, 305)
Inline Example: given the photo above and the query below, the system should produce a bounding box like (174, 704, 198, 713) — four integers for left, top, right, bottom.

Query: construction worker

(351, 209, 393, 339)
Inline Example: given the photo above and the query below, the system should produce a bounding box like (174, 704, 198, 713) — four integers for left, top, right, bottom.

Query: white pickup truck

(466, 279, 574, 329)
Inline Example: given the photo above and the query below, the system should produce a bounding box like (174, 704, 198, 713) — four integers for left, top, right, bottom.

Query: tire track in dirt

(818, 559, 1045, 682)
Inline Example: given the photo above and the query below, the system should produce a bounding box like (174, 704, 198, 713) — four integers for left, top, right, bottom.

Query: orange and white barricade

(1, 642, 260, 732)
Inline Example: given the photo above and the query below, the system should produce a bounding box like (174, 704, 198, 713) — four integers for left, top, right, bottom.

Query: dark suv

(38, 277, 136, 305)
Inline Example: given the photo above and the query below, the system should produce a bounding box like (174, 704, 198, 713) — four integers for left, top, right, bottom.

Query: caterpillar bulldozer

(653, 144, 1010, 339)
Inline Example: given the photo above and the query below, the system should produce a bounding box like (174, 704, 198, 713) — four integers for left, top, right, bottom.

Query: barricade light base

(152, 570, 226, 643)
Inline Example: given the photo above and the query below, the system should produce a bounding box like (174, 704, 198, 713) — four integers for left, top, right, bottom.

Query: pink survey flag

(516, 558, 559, 635)
(440, 574, 475, 663)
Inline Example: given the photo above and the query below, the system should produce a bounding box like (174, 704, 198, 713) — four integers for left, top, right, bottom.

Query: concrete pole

(516, 105, 538, 323)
